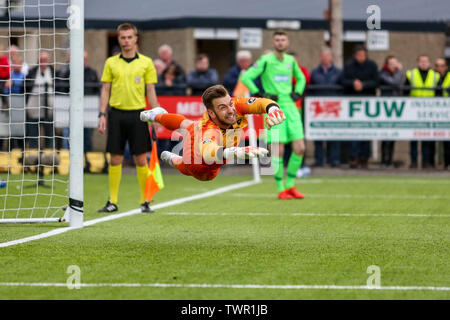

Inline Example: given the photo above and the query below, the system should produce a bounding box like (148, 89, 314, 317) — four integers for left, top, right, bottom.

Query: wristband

(98, 112, 106, 118)
(267, 106, 280, 114)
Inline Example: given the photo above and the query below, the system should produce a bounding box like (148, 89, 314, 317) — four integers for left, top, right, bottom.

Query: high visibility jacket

(441, 71, 450, 97)
(406, 68, 440, 97)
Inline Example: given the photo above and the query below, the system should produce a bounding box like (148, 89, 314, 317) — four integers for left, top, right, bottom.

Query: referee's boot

(98, 200, 118, 213)
(141, 201, 154, 213)
(140, 106, 168, 122)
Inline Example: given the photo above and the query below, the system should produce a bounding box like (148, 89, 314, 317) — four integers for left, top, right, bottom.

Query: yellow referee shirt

(101, 53, 157, 110)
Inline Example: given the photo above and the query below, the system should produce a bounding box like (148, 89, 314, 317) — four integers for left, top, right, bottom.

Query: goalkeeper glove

(290, 92, 302, 102)
(140, 106, 168, 122)
(223, 146, 269, 160)
(265, 106, 286, 130)
(256, 91, 278, 102)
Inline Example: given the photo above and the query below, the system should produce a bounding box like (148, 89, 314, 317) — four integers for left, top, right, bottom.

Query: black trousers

(26, 117, 54, 149)
(410, 141, 435, 167)
(381, 141, 395, 165)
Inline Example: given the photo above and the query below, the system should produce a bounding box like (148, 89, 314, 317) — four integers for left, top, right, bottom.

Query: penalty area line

(0, 282, 449, 291)
(0, 179, 259, 249)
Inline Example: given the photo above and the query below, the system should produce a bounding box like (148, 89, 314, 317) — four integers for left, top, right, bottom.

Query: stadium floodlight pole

(329, 0, 343, 68)
(68, 0, 84, 228)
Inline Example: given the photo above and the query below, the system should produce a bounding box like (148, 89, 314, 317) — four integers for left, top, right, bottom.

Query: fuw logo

(309, 100, 342, 118)
(349, 100, 405, 118)
(177, 101, 206, 116)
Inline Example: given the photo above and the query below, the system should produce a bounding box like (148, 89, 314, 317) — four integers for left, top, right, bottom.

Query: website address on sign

(309, 121, 450, 129)
(306, 130, 450, 140)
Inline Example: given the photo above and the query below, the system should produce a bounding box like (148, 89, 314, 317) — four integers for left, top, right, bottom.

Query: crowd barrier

(0, 92, 448, 142)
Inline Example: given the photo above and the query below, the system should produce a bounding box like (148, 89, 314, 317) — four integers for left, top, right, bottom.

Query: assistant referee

(97, 23, 159, 213)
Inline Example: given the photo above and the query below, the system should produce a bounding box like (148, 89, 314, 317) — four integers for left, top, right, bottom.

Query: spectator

(9, 45, 28, 76)
(0, 44, 10, 110)
(82, 51, 100, 172)
(25, 51, 55, 149)
(57, 51, 100, 171)
(435, 58, 449, 96)
(153, 58, 166, 78)
(55, 50, 70, 94)
(404, 55, 440, 169)
(342, 45, 378, 169)
(434, 58, 450, 170)
(289, 51, 311, 86)
(83, 51, 101, 95)
(379, 55, 403, 96)
(158, 44, 185, 79)
(379, 55, 404, 167)
(4, 57, 25, 94)
(156, 63, 186, 96)
(56, 50, 100, 95)
(4, 57, 25, 150)
(222, 50, 253, 93)
(309, 47, 343, 167)
(186, 54, 218, 96)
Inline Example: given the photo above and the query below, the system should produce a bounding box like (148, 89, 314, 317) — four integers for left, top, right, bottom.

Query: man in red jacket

(0, 44, 11, 110)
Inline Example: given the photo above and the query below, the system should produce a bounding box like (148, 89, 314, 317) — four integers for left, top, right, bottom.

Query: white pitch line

(0, 179, 259, 248)
(232, 193, 450, 200)
(162, 212, 450, 218)
(287, 178, 450, 185)
(0, 282, 449, 291)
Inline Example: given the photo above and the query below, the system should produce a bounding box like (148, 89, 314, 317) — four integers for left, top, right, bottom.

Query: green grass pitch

(0, 171, 449, 300)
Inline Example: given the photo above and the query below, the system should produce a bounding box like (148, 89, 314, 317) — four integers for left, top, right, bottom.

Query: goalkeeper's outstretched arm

(233, 97, 286, 130)
(201, 134, 269, 164)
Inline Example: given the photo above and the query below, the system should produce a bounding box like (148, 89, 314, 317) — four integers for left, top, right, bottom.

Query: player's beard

(274, 45, 286, 60)
(274, 46, 286, 54)
(214, 109, 236, 129)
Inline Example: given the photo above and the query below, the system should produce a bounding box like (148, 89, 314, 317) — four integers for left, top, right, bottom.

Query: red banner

(152, 96, 265, 140)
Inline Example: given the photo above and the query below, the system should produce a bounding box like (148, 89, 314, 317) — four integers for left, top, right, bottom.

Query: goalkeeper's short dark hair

(202, 85, 229, 110)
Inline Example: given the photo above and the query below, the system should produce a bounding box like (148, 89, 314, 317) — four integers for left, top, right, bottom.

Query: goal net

(0, 0, 84, 226)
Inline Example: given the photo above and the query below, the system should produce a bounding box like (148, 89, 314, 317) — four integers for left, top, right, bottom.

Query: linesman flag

(145, 141, 164, 202)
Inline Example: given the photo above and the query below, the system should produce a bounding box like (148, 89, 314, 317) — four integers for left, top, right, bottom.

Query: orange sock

(173, 159, 192, 176)
(155, 114, 186, 131)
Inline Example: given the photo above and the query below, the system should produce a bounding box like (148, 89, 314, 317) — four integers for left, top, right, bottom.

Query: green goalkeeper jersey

(241, 52, 306, 104)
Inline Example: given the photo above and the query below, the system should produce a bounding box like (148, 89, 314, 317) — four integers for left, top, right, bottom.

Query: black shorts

(106, 107, 152, 155)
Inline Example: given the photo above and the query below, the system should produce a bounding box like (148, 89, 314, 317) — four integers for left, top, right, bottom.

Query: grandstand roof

(6, 0, 450, 31)
(84, 0, 450, 23)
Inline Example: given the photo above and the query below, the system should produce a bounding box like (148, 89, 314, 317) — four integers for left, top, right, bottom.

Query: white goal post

(0, 0, 84, 226)
(67, 0, 83, 227)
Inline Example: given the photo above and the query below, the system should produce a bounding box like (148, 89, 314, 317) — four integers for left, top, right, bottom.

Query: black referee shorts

(106, 107, 152, 156)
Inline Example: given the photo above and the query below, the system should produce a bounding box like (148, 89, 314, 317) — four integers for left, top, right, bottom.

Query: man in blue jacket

(222, 50, 253, 93)
(187, 54, 219, 96)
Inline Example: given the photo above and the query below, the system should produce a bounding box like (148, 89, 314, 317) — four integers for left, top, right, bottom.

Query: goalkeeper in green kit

(241, 29, 306, 199)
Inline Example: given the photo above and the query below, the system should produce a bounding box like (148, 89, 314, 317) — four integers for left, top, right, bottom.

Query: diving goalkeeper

(140, 84, 285, 181)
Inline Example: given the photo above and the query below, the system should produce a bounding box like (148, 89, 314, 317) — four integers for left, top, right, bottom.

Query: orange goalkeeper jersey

(181, 97, 275, 166)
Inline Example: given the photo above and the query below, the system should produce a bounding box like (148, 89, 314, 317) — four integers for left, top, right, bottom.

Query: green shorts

(266, 102, 304, 144)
